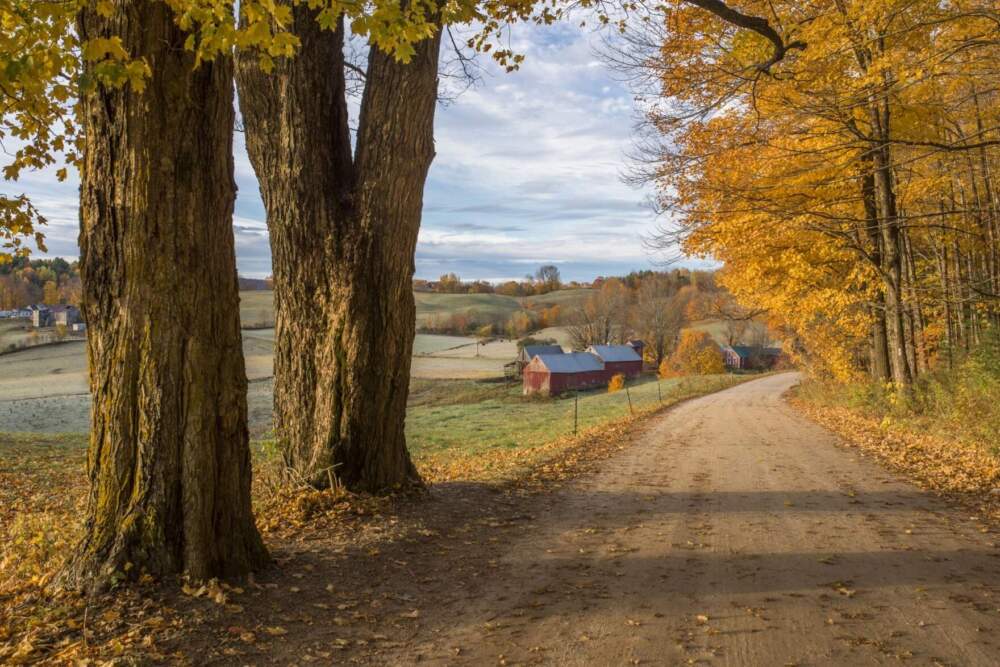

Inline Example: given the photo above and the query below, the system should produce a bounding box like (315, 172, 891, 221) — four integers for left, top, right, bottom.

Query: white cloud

(9, 21, 685, 281)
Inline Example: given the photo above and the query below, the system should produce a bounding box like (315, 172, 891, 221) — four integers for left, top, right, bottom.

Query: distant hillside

(239, 290, 275, 328)
(238, 289, 593, 331)
(238, 276, 272, 291)
(414, 292, 522, 324)
(518, 288, 593, 310)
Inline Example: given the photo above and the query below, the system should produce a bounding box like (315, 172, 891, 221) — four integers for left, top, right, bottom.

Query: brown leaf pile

(792, 399, 1000, 522)
(0, 581, 183, 665)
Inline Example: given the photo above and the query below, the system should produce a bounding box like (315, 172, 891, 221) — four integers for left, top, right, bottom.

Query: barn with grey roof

(587, 344, 643, 378)
(522, 352, 609, 395)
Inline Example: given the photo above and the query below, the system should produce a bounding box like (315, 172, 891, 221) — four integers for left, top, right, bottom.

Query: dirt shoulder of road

(790, 394, 1000, 524)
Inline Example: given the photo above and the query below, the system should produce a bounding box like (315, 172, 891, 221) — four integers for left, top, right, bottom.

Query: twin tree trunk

(235, 10, 442, 492)
(66, 0, 267, 588)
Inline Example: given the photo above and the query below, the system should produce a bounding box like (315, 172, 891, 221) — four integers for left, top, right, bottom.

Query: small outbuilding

(32, 304, 81, 328)
(514, 344, 564, 376)
(723, 345, 784, 370)
(588, 344, 643, 378)
(523, 352, 607, 396)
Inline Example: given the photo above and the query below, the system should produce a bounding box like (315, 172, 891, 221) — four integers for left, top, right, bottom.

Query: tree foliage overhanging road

(614, 0, 1000, 388)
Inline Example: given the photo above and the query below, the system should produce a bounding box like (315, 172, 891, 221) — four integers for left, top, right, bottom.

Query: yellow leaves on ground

(793, 398, 1000, 523)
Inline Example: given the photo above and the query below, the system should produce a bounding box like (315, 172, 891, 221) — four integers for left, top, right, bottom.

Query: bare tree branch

(682, 0, 807, 72)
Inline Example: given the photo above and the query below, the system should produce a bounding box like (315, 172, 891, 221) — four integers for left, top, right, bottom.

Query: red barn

(523, 352, 607, 396)
(588, 345, 643, 378)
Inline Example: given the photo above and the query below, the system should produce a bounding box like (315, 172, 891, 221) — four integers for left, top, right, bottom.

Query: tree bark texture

(235, 10, 441, 492)
(66, 0, 268, 589)
(860, 168, 891, 382)
(867, 96, 913, 387)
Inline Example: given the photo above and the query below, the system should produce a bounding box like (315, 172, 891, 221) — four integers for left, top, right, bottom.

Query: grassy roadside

(408, 373, 752, 482)
(790, 380, 1000, 522)
(0, 372, 761, 595)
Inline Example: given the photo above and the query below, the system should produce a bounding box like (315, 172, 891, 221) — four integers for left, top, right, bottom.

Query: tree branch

(682, 0, 807, 72)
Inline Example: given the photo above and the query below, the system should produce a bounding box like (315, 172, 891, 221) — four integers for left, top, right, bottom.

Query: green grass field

(414, 292, 522, 324)
(405, 373, 745, 475)
(518, 288, 593, 309)
(0, 320, 30, 352)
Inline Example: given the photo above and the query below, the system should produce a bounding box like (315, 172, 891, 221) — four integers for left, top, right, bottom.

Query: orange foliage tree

(621, 0, 1000, 386)
(660, 330, 725, 377)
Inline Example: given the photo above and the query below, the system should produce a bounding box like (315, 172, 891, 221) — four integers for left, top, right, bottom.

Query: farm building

(31, 304, 82, 328)
(523, 352, 607, 396)
(588, 344, 643, 378)
(723, 345, 784, 370)
(626, 339, 645, 360)
(514, 343, 564, 376)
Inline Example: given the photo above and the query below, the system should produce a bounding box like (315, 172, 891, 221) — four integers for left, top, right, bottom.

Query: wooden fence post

(574, 392, 579, 435)
(625, 386, 633, 415)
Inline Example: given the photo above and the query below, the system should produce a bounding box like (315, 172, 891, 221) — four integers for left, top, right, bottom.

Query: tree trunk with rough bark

(235, 10, 441, 492)
(867, 96, 912, 387)
(860, 168, 891, 382)
(65, 0, 268, 590)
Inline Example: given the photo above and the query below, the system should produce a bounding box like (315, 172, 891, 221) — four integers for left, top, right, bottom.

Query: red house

(523, 352, 607, 396)
(588, 345, 643, 378)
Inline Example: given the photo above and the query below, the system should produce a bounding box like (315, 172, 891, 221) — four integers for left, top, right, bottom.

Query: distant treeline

(0, 257, 81, 310)
(414, 265, 569, 297)
(238, 276, 273, 291)
(413, 266, 719, 297)
(2, 256, 273, 309)
(417, 267, 734, 356)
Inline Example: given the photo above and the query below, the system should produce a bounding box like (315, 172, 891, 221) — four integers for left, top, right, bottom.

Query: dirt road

(190, 372, 1000, 665)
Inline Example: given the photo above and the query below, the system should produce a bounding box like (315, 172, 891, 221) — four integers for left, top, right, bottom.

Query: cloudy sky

(16, 22, 698, 282)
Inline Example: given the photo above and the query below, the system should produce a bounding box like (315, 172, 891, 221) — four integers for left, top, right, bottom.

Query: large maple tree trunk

(236, 11, 440, 492)
(65, 0, 267, 589)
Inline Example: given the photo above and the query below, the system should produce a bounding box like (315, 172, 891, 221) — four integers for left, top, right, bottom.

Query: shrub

(607, 373, 625, 393)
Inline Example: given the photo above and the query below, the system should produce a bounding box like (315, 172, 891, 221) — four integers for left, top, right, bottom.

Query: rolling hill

(239, 289, 595, 329)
